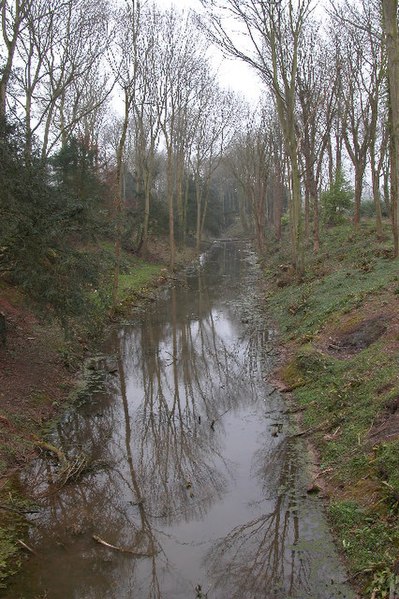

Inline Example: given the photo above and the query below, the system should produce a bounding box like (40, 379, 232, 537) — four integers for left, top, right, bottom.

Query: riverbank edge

(259, 222, 399, 598)
(0, 243, 199, 589)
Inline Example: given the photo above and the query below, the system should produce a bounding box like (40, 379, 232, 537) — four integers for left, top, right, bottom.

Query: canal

(6, 242, 354, 599)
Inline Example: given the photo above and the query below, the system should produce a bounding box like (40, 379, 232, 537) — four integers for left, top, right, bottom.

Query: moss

(280, 359, 306, 389)
(118, 261, 163, 301)
(0, 483, 31, 589)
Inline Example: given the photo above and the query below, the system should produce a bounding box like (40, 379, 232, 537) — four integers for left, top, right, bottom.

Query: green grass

(0, 483, 31, 589)
(83, 248, 165, 337)
(118, 260, 163, 301)
(264, 221, 399, 595)
(266, 224, 397, 342)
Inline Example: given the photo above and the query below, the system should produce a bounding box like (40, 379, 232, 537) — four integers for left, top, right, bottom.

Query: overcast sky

(155, 0, 262, 104)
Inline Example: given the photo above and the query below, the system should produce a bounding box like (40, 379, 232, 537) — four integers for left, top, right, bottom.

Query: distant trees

(198, 0, 399, 271)
(200, 0, 313, 274)
(3, 0, 399, 326)
(226, 108, 274, 253)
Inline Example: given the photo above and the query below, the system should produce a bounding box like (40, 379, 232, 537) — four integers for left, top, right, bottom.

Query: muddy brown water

(6, 242, 355, 599)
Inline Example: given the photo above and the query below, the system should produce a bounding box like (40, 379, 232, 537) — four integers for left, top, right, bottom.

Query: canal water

(6, 242, 355, 599)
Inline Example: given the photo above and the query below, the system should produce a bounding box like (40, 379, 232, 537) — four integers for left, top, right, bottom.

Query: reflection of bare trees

(205, 440, 312, 599)
(13, 243, 314, 598)
(117, 279, 246, 527)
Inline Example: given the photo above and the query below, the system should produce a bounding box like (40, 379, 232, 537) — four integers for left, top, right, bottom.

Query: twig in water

(17, 539, 36, 554)
(92, 535, 157, 557)
(210, 406, 233, 429)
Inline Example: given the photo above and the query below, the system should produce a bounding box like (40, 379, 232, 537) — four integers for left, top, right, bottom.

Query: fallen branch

(290, 420, 331, 438)
(58, 455, 89, 486)
(33, 439, 68, 468)
(92, 535, 157, 557)
(0, 503, 39, 515)
(210, 406, 233, 429)
(17, 539, 36, 555)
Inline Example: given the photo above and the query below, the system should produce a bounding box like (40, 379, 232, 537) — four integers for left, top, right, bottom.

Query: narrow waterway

(6, 242, 354, 599)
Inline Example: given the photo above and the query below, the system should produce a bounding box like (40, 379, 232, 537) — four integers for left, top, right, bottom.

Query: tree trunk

(371, 161, 383, 237)
(112, 97, 129, 308)
(291, 153, 304, 276)
(390, 125, 399, 256)
(167, 146, 176, 269)
(353, 169, 364, 228)
(383, 0, 399, 256)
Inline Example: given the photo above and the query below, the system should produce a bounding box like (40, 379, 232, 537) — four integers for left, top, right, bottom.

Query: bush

(321, 169, 353, 225)
(0, 119, 107, 336)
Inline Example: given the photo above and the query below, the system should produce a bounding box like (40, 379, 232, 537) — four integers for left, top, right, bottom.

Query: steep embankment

(263, 222, 399, 598)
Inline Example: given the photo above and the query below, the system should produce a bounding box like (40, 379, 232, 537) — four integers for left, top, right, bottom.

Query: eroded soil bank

(3, 242, 354, 598)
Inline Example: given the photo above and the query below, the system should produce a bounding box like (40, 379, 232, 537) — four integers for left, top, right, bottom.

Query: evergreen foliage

(0, 120, 107, 335)
(321, 169, 354, 225)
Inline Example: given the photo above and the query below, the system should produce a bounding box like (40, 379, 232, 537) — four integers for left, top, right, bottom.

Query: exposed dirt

(368, 395, 399, 446)
(316, 288, 399, 361)
(332, 314, 387, 349)
(0, 287, 73, 479)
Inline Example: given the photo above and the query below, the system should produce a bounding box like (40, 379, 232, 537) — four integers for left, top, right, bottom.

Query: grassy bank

(263, 222, 399, 597)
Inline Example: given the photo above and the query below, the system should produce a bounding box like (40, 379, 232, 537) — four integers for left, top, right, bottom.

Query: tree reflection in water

(204, 439, 313, 599)
(9, 244, 352, 599)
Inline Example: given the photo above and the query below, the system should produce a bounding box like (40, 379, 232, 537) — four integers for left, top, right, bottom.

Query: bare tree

(227, 107, 274, 253)
(297, 23, 336, 252)
(131, 6, 163, 255)
(156, 9, 209, 268)
(190, 75, 238, 251)
(0, 0, 32, 120)
(200, 0, 313, 275)
(8, 0, 110, 162)
(108, 0, 141, 305)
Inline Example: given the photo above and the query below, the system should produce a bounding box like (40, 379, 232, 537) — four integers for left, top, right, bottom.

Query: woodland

(0, 0, 398, 327)
(1, 0, 399, 596)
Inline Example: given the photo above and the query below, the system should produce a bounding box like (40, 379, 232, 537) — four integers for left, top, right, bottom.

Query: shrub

(321, 169, 354, 225)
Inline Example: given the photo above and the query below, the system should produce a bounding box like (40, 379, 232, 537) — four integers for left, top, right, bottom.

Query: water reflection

(205, 441, 309, 598)
(6, 244, 353, 599)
